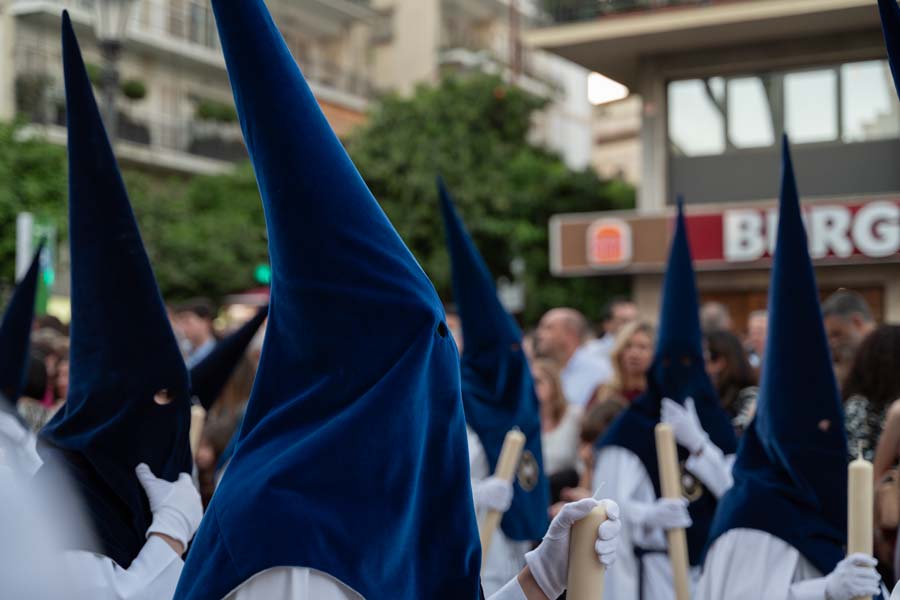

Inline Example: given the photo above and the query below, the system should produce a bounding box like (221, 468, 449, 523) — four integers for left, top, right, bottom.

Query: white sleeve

(684, 441, 734, 499)
(487, 577, 527, 600)
(63, 536, 182, 600)
(787, 577, 826, 600)
(594, 447, 667, 549)
(468, 427, 492, 513)
(225, 567, 362, 599)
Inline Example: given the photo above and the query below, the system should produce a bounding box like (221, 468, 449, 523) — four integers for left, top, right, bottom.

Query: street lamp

(93, 0, 137, 142)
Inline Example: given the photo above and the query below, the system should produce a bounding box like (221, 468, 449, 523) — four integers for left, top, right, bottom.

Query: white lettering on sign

(809, 207, 853, 259)
(852, 202, 900, 258)
(723, 202, 900, 262)
(724, 210, 766, 262)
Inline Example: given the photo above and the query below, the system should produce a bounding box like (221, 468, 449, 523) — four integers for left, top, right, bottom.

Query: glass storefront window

(842, 60, 900, 142)
(727, 76, 775, 149)
(785, 69, 837, 144)
(668, 78, 725, 157)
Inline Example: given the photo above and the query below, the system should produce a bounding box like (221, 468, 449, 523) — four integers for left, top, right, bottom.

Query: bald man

(535, 308, 611, 406)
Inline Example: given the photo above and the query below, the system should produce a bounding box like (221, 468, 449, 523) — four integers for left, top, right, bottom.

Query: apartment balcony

(275, 0, 378, 37)
(14, 71, 243, 174)
(442, 0, 510, 22)
(525, 0, 880, 87)
(10, 0, 377, 100)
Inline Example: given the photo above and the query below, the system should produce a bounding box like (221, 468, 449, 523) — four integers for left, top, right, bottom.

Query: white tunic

(468, 427, 533, 596)
(224, 566, 529, 599)
(64, 538, 184, 600)
(697, 529, 826, 600)
(593, 443, 732, 600)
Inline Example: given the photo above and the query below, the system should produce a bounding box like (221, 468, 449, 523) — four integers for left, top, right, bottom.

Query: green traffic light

(254, 264, 272, 285)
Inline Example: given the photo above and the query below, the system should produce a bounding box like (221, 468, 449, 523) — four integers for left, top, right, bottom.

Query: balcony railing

(540, 0, 717, 24)
(15, 72, 247, 165)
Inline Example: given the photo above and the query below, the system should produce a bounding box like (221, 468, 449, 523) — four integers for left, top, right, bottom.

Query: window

(842, 60, 900, 142)
(785, 69, 837, 144)
(667, 59, 900, 156)
(668, 78, 725, 157)
(728, 76, 776, 149)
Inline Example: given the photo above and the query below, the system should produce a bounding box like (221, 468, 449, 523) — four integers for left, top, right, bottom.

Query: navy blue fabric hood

(0, 244, 43, 403)
(597, 198, 737, 565)
(175, 2, 481, 598)
(37, 12, 192, 569)
(438, 178, 549, 542)
(189, 305, 267, 411)
(707, 137, 848, 575)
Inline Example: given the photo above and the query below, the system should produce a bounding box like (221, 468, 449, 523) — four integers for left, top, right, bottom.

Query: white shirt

(0, 410, 42, 476)
(541, 406, 582, 477)
(561, 344, 612, 407)
(585, 335, 615, 364)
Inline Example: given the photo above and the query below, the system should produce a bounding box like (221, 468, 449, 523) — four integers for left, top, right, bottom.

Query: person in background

(700, 301, 733, 333)
(844, 325, 900, 464)
(590, 320, 654, 411)
(444, 303, 463, 353)
(532, 358, 581, 501)
(175, 298, 218, 368)
(745, 309, 768, 370)
(705, 330, 758, 437)
(549, 398, 625, 519)
(535, 307, 612, 407)
(586, 296, 638, 364)
(822, 289, 876, 388)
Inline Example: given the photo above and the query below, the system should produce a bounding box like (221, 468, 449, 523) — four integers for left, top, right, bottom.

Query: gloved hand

(661, 397, 707, 453)
(135, 463, 203, 551)
(524, 498, 620, 599)
(825, 553, 881, 600)
(641, 498, 692, 530)
(473, 476, 514, 513)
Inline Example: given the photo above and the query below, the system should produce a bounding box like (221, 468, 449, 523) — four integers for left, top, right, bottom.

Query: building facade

(529, 0, 900, 328)
(0, 0, 376, 174)
(371, 0, 595, 169)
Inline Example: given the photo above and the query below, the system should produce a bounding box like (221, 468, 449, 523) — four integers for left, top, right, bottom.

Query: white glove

(135, 463, 203, 550)
(661, 397, 707, 453)
(642, 498, 692, 530)
(825, 553, 881, 600)
(524, 498, 621, 599)
(473, 476, 514, 513)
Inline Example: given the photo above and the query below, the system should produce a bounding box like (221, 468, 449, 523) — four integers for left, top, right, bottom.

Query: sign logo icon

(587, 218, 632, 268)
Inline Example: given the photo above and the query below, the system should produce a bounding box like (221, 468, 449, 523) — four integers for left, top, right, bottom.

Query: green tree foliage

(0, 121, 267, 304)
(348, 74, 634, 324)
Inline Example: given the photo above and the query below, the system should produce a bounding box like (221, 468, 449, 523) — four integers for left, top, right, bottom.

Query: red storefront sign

(552, 198, 900, 275)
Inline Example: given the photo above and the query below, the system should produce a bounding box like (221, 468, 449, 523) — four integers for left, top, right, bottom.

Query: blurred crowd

(15, 298, 266, 507)
(460, 290, 900, 585)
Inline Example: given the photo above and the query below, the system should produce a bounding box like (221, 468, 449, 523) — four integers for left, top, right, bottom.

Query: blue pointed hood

(0, 244, 43, 403)
(175, 2, 480, 598)
(36, 12, 191, 569)
(189, 305, 267, 411)
(438, 179, 549, 541)
(597, 198, 737, 565)
(708, 137, 848, 574)
(879, 0, 900, 99)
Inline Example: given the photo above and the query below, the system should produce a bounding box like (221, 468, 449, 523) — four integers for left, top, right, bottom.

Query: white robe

(593, 442, 733, 600)
(64, 538, 184, 600)
(224, 566, 528, 599)
(699, 529, 890, 600)
(467, 427, 533, 596)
